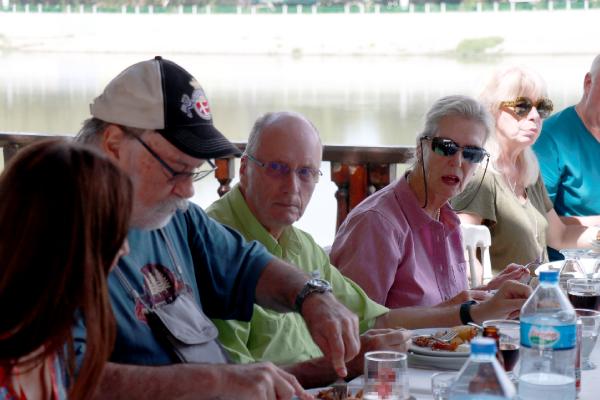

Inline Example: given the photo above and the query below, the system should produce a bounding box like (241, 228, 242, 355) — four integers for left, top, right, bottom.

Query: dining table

(343, 343, 600, 399)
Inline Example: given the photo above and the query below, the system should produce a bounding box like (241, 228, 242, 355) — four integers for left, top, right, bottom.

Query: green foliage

(455, 36, 503, 57)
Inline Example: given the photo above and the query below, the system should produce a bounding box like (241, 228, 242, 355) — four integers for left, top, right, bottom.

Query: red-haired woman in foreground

(0, 139, 132, 399)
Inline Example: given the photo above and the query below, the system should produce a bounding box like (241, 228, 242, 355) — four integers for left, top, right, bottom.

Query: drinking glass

(559, 249, 587, 276)
(482, 320, 520, 381)
(431, 371, 457, 400)
(559, 249, 587, 294)
(567, 278, 600, 311)
(363, 351, 409, 400)
(575, 308, 600, 370)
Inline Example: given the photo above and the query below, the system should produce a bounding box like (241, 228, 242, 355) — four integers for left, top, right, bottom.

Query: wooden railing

(1, 132, 415, 230)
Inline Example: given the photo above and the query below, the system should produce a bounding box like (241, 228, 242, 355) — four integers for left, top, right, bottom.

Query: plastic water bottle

(448, 337, 516, 400)
(518, 270, 577, 400)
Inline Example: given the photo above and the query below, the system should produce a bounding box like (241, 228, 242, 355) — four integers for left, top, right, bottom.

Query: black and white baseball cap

(90, 56, 241, 159)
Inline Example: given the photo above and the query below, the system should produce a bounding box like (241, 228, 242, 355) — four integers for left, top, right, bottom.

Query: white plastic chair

(460, 223, 493, 288)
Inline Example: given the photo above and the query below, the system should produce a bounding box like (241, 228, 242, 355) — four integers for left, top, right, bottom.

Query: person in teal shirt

(534, 54, 600, 222)
(533, 55, 600, 258)
(207, 111, 534, 388)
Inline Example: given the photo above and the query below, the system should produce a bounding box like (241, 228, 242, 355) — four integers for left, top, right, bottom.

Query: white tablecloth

(348, 345, 600, 399)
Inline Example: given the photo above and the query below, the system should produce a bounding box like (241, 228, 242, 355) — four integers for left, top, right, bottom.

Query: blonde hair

(479, 65, 548, 187)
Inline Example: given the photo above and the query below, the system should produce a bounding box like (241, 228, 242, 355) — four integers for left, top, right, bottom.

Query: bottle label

(521, 322, 576, 350)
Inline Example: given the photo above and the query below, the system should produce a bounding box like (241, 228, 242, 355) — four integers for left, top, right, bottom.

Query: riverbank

(1, 10, 599, 56)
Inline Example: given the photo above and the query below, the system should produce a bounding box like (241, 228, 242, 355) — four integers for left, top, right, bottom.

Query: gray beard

(132, 198, 189, 230)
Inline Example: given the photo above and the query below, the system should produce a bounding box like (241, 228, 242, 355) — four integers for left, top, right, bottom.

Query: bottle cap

(470, 337, 497, 355)
(539, 270, 559, 284)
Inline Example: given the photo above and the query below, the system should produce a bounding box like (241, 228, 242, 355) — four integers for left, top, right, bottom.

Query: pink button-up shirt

(330, 177, 468, 308)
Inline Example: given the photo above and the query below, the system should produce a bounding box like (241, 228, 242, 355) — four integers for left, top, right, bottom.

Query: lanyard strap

(114, 228, 188, 311)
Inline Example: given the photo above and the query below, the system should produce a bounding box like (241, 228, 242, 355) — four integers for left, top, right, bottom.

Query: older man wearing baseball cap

(75, 56, 359, 400)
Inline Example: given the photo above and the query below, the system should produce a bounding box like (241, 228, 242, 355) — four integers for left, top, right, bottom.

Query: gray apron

(114, 229, 229, 364)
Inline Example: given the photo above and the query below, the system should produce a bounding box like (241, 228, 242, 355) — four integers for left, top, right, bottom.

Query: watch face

(309, 278, 331, 290)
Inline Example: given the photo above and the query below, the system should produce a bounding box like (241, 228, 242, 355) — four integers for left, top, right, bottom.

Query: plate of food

(307, 386, 363, 399)
(409, 326, 478, 357)
(305, 386, 416, 400)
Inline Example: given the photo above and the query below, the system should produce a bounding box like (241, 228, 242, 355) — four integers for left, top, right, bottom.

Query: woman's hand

(480, 263, 529, 290)
(470, 280, 532, 322)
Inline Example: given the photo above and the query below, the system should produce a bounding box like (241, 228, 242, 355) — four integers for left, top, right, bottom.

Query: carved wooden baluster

(331, 162, 350, 231)
(348, 164, 368, 211)
(214, 158, 236, 197)
(367, 163, 396, 194)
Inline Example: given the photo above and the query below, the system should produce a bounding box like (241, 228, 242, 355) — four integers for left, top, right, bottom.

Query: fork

(523, 255, 543, 285)
(433, 329, 458, 343)
(331, 378, 348, 400)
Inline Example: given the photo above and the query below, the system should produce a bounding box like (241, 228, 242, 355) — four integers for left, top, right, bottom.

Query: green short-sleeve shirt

(451, 169, 553, 274)
(206, 185, 389, 364)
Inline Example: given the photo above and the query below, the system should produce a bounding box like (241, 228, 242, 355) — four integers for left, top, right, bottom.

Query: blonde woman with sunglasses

(453, 66, 599, 274)
(332, 95, 531, 313)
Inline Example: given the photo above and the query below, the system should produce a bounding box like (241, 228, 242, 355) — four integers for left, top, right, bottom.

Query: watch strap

(459, 300, 477, 325)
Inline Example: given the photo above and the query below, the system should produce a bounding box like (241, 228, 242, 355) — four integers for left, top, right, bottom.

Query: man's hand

(300, 292, 360, 378)
(346, 329, 412, 377)
(215, 362, 313, 400)
(481, 263, 530, 290)
(470, 280, 532, 323)
(94, 361, 314, 400)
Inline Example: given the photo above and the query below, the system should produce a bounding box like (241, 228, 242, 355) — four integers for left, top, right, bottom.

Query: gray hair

(417, 95, 494, 143)
(410, 95, 493, 166)
(246, 111, 321, 156)
(76, 118, 110, 147)
(479, 65, 548, 187)
(76, 117, 145, 146)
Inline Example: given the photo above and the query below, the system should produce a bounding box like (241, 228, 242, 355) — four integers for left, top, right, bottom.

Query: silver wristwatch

(294, 278, 333, 312)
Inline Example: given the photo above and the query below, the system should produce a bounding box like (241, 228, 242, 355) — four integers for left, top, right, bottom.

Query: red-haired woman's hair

(0, 139, 132, 399)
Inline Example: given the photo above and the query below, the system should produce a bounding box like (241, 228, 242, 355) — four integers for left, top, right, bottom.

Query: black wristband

(459, 300, 478, 325)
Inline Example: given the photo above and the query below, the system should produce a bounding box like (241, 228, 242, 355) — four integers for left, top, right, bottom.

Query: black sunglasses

(423, 136, 489, 164)
(499, 96, 554, 119)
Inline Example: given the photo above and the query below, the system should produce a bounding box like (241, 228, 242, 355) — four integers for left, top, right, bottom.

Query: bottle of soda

(448, 337, 515, 400)
(518, 270, 577, 400)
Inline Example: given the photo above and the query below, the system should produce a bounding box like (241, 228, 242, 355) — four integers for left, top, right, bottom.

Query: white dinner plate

(409, 328, 470, 358)
(408, 351, 468, 370)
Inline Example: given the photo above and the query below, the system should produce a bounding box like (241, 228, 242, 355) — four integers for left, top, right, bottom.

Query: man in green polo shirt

(206, 111, 532, 388)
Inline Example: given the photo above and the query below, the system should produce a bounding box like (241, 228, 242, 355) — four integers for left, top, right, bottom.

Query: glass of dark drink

(482, 320, 520, 381)
(567, 278, 600, 311)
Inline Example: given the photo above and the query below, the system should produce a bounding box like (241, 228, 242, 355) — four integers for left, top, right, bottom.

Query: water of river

(0, 52, 593, 244)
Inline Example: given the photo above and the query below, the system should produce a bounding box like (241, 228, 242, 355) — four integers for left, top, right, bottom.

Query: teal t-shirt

(533, 106, 600, 217)
(206, 185, 389, 364)
(74, 203, 273, 366)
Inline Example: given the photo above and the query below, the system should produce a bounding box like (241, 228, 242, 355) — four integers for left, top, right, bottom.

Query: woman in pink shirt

(331, 95, 529, 309)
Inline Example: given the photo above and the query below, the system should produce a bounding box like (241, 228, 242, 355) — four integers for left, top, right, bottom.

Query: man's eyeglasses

(132, 135, 217, 183)
(245, 153, 322, 183)
(499, 96, 554, 119)
(423, 136, 489, 164)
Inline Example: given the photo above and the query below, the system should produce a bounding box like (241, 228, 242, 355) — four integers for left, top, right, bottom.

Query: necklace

(526, 199, 543, 261)
(434, 208, 440, 221)
(507, 178, 517, 196)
